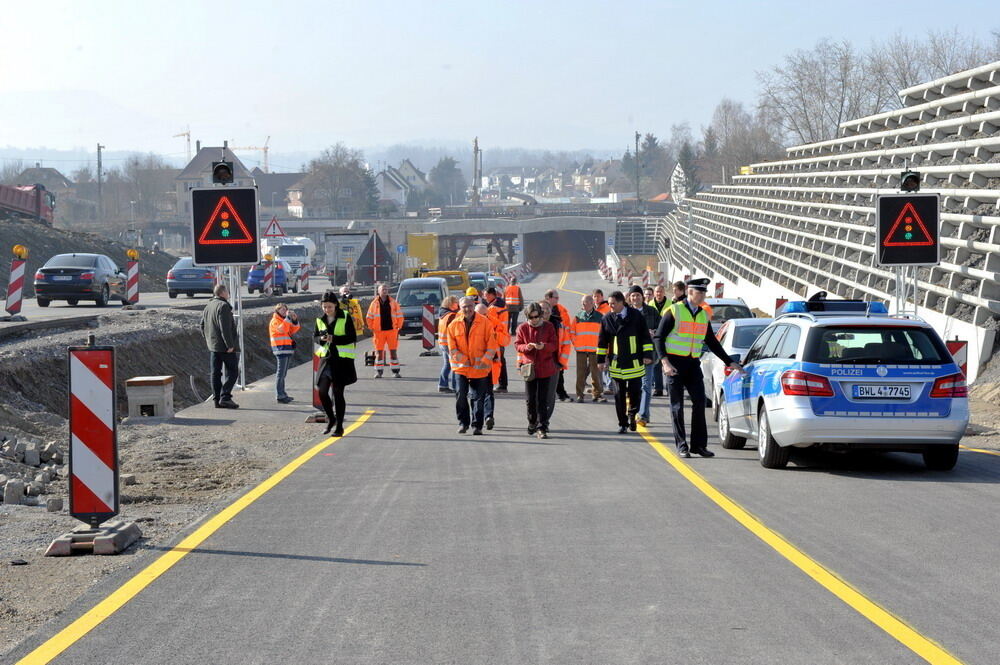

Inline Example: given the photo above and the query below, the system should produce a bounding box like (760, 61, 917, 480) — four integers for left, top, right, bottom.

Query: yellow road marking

(17, 410, 376, 665)
(637, 426, 964, 665)
(555, 270, 587, 296)
(960, 444, 1000, 457)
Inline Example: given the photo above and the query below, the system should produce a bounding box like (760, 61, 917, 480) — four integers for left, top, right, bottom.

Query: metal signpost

(190, 186, 261, 390)
(874, 193, 940, 317)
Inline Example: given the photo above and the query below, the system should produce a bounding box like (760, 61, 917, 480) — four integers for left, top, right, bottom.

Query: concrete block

(46, 497, 63, 512)
(35, 471, 52, 483)
(21, 495, 39, 506)
(125, 376, 175, 419)
(26, 482, 44, 496)
(50, 450, 64, 464)
(121, 474, 137, 486)
(0, 474, 7, 487)
(45, 520, 142, 556)
(4, 479, 25, 504)
(22, 448, 40, 467)
(40, 442, 58, 462)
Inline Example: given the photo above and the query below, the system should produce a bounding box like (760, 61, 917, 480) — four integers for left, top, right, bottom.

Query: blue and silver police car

(718, 299, 969, 470)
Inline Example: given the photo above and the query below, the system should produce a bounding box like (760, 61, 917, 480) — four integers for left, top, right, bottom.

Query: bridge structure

(660, 60, 1000, 382)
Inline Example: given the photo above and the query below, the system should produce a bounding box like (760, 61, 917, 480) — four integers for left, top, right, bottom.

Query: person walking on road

(437, 295, 460, 393)
(515, 301, 558, 439)
(200, 284, 241, 409)
(655, 278, 742, 458)
(268, 302, 301, 403)
(339, 285, 365, 335)
(544, 290, 572, 403)
(484, 287, 510, 393)
(671, 281, 687, 304)
(593, 288, 611, 315)
(628, 285, 660, 426)
(476, 302, 503, 430)
(447, 296, 497, 435)
(315, 290, 358, 436)
(650, 284, 671, 397)
(596, 290, 653, 433)
(366, 282, 403, 378)
(504, 277, 524, 335)
(572, 294, 605, 403)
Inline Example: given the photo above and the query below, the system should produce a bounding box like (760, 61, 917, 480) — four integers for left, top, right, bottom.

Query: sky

(2, 0, 998, 168)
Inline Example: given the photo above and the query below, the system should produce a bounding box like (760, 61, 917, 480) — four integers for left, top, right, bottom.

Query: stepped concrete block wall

(662, 61, 1000, 382)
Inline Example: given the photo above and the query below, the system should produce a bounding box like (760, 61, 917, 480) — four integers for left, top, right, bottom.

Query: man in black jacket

(200, 284, 240, 409)
(596, 290, 653, 434)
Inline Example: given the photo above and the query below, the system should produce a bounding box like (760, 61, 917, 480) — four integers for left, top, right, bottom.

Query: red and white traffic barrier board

(125, 260, 139, 304)
(657, 272, 665, 286)
(946, 340, 968, 376)
(422, 304, 436, 350)
(299, 264, 310, 293)
(642, 270, 649, 288)
(263, 261, 274, 294)
(68, 344, 118, 526)
(714, 282, 724, 299)
(5, 258, 26, 316)
(775, 297, 788, 314)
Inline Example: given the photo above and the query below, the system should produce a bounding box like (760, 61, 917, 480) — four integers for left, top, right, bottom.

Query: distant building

(396, 159, 428, 192)
(251, 166, 305, 217)
(374, 167, 409, 211)
(15, 164, 73, 193)
(175, 145, 253, 216)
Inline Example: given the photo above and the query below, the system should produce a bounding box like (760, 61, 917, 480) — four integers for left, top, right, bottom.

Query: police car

(718, 299, 968, 470)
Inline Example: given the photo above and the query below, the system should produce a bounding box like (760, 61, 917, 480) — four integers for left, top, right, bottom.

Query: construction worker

(650, 284, 671, 397)
(466, 286, 480, 303)
(268, 302, 300, 403)
(572, 294, 605, 402)
(339, 285, 365, 335)
(593, 288, 611, 315)
(447, 296, 498, 435)
(504, 276, 524, 335)
(437, 295, 460, 393)
(596, 290, 653, 434)
(484, 287, 510, 393)
(628, 285, 660, 426)
(655, 278, 742, 458)
(477, 302, 508, 430)
(366, 282, 403, 378)
(544, 289, 572, 403)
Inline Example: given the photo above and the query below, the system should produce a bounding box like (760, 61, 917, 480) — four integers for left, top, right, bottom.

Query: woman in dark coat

(315, 290, 358, 436)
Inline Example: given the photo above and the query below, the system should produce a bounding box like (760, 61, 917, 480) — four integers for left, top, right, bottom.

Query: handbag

(519, 362, 535, 381)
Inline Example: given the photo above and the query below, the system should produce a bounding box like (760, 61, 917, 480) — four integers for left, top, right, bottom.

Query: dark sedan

(34, 253, 128, 307)
(167, 257, 217, 298)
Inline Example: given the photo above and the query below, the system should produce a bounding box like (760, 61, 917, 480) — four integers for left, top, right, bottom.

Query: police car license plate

(853, 384, 910, 399)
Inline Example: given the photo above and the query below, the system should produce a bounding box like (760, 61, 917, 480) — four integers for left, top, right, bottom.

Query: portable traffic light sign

(212, 161, 234, 185)
(875, 194, 940, 266)
(900, 170, 921, 192)
(190, 187, 260, 266)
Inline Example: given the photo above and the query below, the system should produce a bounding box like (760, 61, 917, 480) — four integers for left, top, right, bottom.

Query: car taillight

(781, 370, 834, 397)
(723, 365, 736, 376)
(930, 373, 968, 398)
(80, 272, 95, 280)
(34, 271, 44, 280)
(167, 270, 175, 279)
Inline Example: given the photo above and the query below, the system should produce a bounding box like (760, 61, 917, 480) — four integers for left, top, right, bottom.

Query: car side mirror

(729, 353, 742, 363)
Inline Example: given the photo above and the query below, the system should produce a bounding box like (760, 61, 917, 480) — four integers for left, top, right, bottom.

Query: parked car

(422, 270, 470, 296)
(488, 274, 508, 291)
(396, 277, 448, 333)
(717, 299, 968, 470)
(167, 257, 216, 298)
(703, 317, 773, 420)
(246, 259, 295, 295)
(468, 271, 489, 294)
(703, 297, 754, 325)
(34, 253, 127, 307)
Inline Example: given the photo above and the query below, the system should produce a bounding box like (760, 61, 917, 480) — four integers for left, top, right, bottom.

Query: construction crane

(229, 136, 271, 173)
(173, 126, 192, 163)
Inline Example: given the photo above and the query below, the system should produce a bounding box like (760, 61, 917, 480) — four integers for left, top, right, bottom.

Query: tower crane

(173, 126, 192, 162)
(229, 136, 271, 173)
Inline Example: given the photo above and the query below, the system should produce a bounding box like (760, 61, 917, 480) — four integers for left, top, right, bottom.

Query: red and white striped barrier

(263, 261, 274, 295)
(68, 344, 118, 526)
(125, 260, 139, 304)
(657, 272, 664, 286)
(422, 304, 436, 350)
(775, 297, 788, 314)
(714, 282, 724, 299)
(946, 340, 968, 376)
(642, 270, 649, 288)
(5, 258, 26, 316)
(299, 264, 311, 293)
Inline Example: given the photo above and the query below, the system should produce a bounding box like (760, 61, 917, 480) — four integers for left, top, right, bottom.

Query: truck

(0, 183, 55, 224)
(274, 237, 316, 275)
(405, 232, 439, 276)
(324, 231, 370, 286)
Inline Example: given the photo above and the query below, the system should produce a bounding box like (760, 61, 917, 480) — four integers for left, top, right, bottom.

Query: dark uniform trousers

(614, 377, 643, 428)
(666, 354, 708, 450)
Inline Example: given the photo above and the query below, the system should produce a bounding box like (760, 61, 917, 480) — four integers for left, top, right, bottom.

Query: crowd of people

(199, 275, 741, 455)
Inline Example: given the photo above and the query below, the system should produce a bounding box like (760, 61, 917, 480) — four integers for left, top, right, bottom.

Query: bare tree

(707, 98, 784, 181)
(302, 144, 377, 216)
(1, 159, 24, 185)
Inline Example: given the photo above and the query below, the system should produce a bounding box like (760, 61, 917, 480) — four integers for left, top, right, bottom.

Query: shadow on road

(152, 546, 426, 567)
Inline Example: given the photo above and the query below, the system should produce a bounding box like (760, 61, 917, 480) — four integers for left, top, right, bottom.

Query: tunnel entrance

(523, 230, 604, 273)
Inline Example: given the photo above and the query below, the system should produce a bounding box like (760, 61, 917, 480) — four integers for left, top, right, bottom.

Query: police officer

(655, 278, 742, 457)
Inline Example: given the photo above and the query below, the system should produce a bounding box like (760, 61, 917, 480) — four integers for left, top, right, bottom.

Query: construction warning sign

(875, 194, 940, 266)
(263, 216, 286, 238)
(190, 187, 260, 266)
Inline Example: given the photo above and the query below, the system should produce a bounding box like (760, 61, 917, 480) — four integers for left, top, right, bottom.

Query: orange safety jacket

(268, 312, 301, 354)
(557, 324, 572, 370)
(504, 284, 523, 308)
(447, 313, 498, 379)
(438, 308, 459, 349)
(486, 302, 510, 346)
(595, 301, 611, 315)
(366, 296, 403, 333)
(572, 309, 602, 353)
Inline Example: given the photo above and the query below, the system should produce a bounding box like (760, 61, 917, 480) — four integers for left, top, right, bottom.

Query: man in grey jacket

(200, 284, 240, 408)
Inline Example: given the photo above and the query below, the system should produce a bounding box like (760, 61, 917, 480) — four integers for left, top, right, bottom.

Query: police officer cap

(686, 278, 710, 292)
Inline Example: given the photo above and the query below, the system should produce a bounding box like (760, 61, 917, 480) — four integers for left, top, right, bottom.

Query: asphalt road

(11, 269, 1000, 665)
